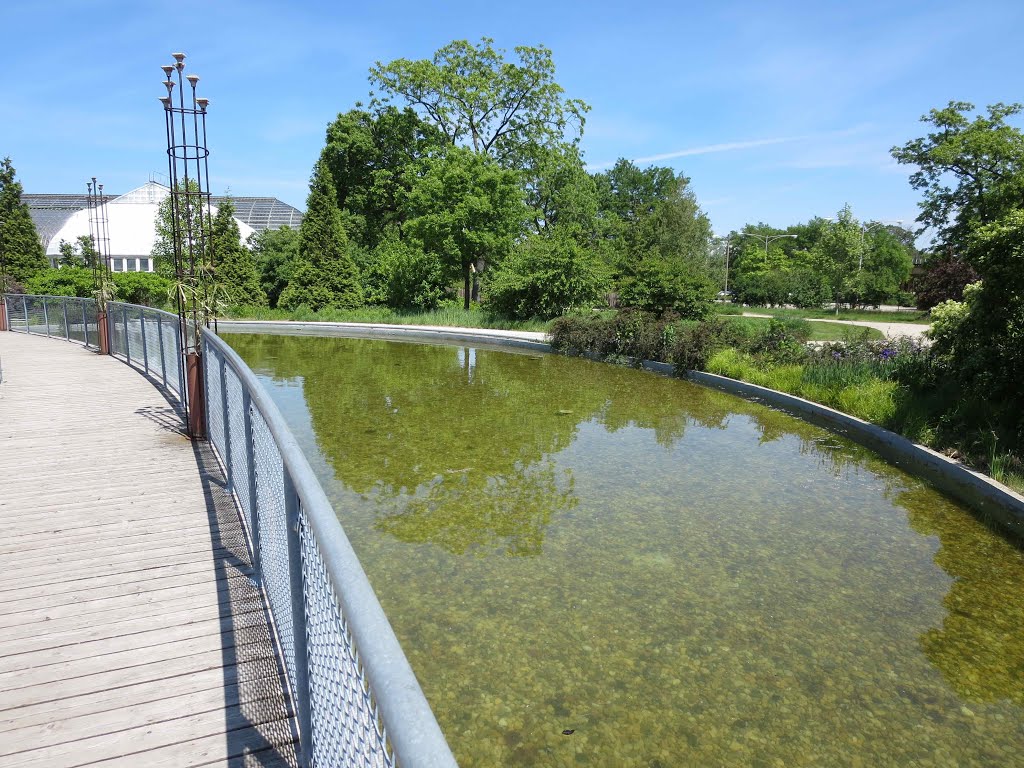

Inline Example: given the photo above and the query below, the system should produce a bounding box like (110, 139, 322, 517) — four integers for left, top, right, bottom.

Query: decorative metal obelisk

(159, 52, 216, 439)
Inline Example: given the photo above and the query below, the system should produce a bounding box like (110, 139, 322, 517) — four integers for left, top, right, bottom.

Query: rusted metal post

(0, 297, 7, 332)
(97, 310, 111, 355)
(186, 351, 206, 438)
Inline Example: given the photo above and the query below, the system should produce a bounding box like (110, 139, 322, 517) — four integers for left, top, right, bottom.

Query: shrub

(363, 238, 451, 310)
(25, 267, 94, 298)
(487, 231, 609, 320)
(112, 272, 172, 307)
(617, 256, 715, 318)
(666, 318, 758, 372)
(747, 318, 811, 364)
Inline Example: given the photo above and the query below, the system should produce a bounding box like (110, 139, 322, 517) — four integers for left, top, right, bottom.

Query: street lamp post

(737, 232, 797, 271)
(858, 220, 903, 271)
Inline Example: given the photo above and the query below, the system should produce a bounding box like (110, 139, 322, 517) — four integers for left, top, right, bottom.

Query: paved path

(741, 313, 930, 340)
(220, 319, 549, 346)
(0, 332, 297, 767)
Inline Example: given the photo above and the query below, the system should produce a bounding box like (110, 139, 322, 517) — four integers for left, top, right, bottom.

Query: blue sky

(3, 0, 1021, 242)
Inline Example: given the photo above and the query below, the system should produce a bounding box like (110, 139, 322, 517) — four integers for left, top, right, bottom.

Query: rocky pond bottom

(227, 332, 1024, 767)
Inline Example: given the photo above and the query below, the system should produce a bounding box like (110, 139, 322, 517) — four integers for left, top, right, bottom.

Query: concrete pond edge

(220, 319, 1024, 540)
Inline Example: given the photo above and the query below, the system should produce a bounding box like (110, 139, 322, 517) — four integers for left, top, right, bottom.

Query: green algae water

(225, 332, 1024, 767)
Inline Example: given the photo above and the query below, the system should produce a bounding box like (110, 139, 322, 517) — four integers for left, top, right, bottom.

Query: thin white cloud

(633, 137, 800, 165)
(586, 136, 799, 171)
(586, 125, 875, 171)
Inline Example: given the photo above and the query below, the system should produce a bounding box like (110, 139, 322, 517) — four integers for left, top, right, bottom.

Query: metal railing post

(157, 314, 167, 388)
(242, 388, 261, 582)
(82, 301, 89, 348)
(42, 298, 50, 337)
(123, 306, 131, 364)
(21, 295, 28, 333)
(220, 355, 232, 490)
(62, 298, 69, 341)
(140, 308, 149, 375)
(285, 473, 313, 768)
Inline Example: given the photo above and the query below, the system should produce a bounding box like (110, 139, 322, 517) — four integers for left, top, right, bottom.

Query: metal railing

(203, 330, 457, 768)
(3, 294, 457, 767)
(107, 301, 187, 405)
(3, 293, 101, 350)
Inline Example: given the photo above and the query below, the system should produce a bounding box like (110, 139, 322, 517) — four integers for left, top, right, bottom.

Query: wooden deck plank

(0, 569, 258, 628)
(0, 653, 286, 733)
(0, 331, 297, 768)
(0, 558, 246, 606)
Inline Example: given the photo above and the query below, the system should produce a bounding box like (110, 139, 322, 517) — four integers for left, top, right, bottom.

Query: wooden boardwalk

(0, 331, 298, 767)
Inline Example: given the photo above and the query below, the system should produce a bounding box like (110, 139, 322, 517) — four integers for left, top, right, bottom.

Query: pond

(225, 332, 1024, 767)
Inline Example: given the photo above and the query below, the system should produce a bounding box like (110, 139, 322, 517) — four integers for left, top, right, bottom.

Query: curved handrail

(4, 293, 457, 766)
(203, 329, 457, 767)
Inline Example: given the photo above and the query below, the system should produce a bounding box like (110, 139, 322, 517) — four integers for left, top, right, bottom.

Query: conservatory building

(25, 181, 303, 272)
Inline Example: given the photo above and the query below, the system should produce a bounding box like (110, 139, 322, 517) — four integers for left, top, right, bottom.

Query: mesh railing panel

(300, 511, 394, 768)
(196, 330, 456, 767)
(206, 344, 226, 461)
(143, 312, 163, 380)
(48, 297, 68, 339)
(162, 316, 182, 396)
(5, 297, 27, 331)
(67, 300, 87, 344)
(84, 301, 99, 349)
(110, 307, 128, 358)
(225, 366, 251, 532)
(24, 297, 46, 335)
(127, 309, 145, 368)
(7, 295, 101, 352)
(251, 406, 296, 690)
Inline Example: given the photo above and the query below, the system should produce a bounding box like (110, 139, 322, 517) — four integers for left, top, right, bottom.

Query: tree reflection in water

(229, 332, 742, 555)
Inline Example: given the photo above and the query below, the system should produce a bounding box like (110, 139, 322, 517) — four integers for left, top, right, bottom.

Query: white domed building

(26, 181, 303, 272)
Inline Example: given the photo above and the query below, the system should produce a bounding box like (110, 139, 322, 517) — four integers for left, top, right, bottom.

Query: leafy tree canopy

(370, 38, 589, 168)
(249, 225, 300, 309)
(406, 145, 527, 309)
(211, 198, 266, 308)
(0, 157, 47, 285)
(322, 106, 443, 249)
(891, 101, 1024, 251)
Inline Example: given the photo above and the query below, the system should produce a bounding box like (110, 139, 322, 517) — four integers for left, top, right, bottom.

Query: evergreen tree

(0, 157, 47, 286)
(279, 156, 363, 311)
(210, 198, 266, 307)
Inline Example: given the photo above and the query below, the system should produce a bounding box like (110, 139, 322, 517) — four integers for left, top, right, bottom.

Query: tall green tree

(210, 199, 266, 307)
(812, 205, 866, 313)
(370, 38, 589, 168)
(151, 178, 209, 279)
(321, 106, 443, 250)
(406, 146, 526, 309)
(854, 225, 913, 306)
(524, 145, 598, 236)
(0, 157, 47, 286)
(593, 160, 712, 273)
(249, 225, 300, 309)
(279, 157, 363, 311)
(891, 101, 1024, 250)
(593, 159, 714, 315)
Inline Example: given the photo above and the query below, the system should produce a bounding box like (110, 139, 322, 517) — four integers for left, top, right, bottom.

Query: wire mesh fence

(107, 302, 184, 402)
(203, 330, 457, 768)
(2, 295, 455, 768)
(3, 294, 101, 350)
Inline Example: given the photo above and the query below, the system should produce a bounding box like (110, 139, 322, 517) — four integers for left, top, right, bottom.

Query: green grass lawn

(228, 304, 553, 332)
(720, 314, 884, 341)
(713, 304, 929, 324)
